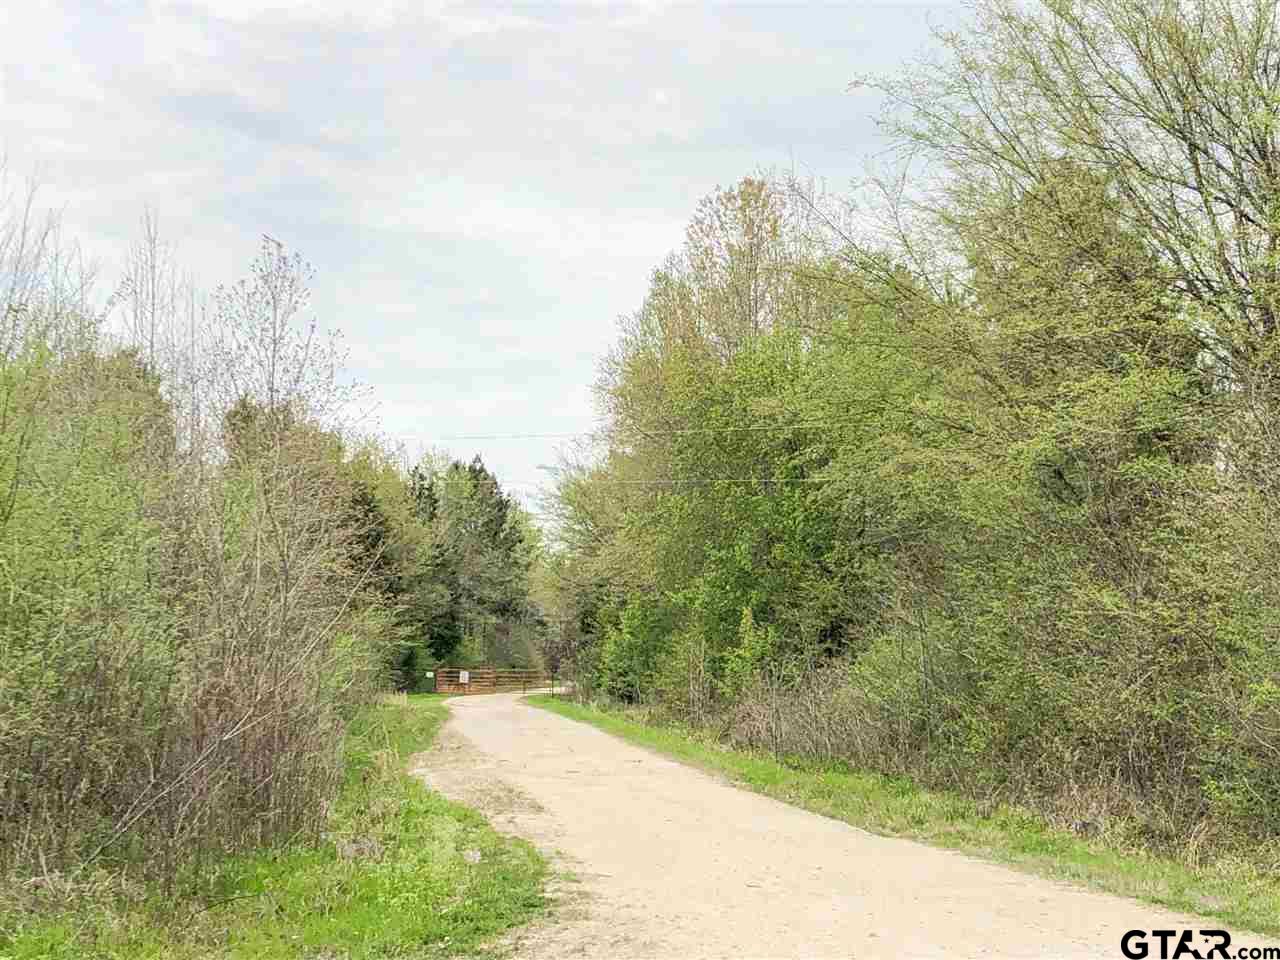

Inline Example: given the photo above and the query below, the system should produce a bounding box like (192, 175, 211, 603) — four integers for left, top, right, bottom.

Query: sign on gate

(432, 666, 550, 694)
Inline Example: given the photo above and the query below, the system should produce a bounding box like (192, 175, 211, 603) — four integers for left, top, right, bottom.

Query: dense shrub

(545, 0, 1280, 860)
(0, 209, 541, 886)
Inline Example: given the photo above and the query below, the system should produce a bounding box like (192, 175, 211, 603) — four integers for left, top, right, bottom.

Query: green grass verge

(0, 695, 547, 960)
(526, 694, 1280, 938)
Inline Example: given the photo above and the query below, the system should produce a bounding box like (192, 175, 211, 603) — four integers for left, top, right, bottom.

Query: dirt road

(414, 694, 1274, 959)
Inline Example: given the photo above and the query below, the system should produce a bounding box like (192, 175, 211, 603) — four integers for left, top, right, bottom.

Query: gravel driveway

(413, 693, 1276, 960)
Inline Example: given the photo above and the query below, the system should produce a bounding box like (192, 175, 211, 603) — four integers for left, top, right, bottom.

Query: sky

(0, 0, 957, 506)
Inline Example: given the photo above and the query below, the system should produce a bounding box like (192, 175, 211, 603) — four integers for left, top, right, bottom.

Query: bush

(0, 233, 400, 885)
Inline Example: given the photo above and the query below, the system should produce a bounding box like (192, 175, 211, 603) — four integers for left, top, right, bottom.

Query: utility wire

(536, 477, 831, 484)
(414, 419, 863, 492)
(426, 418, 867, 441)
(431, 477, 832, 486)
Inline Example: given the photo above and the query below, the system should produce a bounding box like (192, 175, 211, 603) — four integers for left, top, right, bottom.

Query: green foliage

(598, 596, 674, 702)
(719, 608, 777, 701)
(0, 189, 543, 946)
(0, 696, 548, 959)
(0, 345, 184, 871)
(394, 456, 543, 672)
(528, 696, 1280, 938)
(545, 145, 1280, 866)
(0, 233, 540, 896)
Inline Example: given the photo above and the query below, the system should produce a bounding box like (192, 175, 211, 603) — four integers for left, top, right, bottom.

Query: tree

(394, 455, 541, 669)
(863, 0, 1280, 377)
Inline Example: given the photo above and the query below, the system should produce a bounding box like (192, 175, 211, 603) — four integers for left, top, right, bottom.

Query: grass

(527, 694, 1280, 939)
(0, 695, 547, 960)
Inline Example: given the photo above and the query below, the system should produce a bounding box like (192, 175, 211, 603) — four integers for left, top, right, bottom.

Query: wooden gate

(434, 666, 550, 695)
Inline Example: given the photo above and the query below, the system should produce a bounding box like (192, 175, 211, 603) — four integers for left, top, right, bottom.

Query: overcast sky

(0, 1, 956, 505)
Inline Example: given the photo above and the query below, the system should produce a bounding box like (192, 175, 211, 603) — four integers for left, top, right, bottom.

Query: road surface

(413, 693, 1275, 959)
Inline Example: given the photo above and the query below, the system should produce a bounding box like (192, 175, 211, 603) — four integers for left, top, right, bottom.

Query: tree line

(543, 0, 1280, 858)
(0, 197, 541, 884)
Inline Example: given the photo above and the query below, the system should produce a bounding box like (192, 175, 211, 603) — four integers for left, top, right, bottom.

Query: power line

(426, 418, 871, 442)
(539, 477, 831, 484)
(409, 420, 863, 494)
(432, 431, 595, 440)
(431, 477, 832, 486)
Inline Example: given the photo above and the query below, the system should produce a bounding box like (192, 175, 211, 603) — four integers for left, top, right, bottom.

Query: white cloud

(1, 0, 951, 502)
(158, 0, 551, 35)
